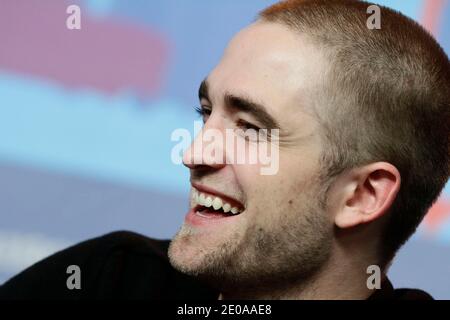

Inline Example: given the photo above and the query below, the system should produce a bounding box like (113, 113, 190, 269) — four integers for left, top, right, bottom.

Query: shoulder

(392, 288, 434, 300)
(0, 231, 216, 300)
(369, 278, 434, 300)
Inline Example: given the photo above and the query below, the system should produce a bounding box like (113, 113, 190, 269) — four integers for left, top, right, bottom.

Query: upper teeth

(192, 190, 241, 215)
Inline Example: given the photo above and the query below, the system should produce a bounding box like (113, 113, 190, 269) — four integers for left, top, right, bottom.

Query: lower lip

(185, 207, 239, 227)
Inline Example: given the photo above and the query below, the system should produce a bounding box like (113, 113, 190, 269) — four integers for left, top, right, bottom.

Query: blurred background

(0, 0, 449, 298)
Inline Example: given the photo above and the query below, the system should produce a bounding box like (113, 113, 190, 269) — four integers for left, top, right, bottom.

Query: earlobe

(334, 163, 401, 230)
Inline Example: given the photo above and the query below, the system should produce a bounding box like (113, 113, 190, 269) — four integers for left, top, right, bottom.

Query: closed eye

(194, 105, 261, 132)
(236, 119, 261, 131)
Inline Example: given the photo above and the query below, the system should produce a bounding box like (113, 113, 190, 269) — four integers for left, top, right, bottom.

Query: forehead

(207, 21, 327, 128)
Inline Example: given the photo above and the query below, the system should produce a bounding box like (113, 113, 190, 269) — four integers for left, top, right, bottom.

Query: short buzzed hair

(260, 0, 450, 264)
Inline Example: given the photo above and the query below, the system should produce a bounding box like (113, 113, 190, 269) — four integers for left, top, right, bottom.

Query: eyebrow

(198, 79, 280, 130)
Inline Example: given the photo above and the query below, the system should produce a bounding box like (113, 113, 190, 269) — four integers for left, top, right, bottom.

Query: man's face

(169, 22, 334, 291)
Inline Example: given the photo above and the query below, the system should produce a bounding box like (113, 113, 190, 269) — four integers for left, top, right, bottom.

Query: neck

(218, 252, 380, 300)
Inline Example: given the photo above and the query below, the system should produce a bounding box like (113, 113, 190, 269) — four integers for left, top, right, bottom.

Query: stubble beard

(168, 188, 333, 296)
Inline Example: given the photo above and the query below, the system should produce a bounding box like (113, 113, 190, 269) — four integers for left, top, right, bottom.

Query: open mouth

(191, 188, 244, 217)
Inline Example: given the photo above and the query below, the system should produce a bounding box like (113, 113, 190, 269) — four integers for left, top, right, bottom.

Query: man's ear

(333, 162, 401, 229)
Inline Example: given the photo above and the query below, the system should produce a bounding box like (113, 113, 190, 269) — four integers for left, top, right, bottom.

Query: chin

(169, 224, 240, 276)
(168, 229, 206, 274)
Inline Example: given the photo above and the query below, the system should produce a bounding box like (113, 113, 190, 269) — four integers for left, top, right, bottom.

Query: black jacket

(0, 231, 433, 300)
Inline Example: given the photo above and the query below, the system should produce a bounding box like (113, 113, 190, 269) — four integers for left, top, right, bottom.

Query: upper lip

(191, 182, 245, 209)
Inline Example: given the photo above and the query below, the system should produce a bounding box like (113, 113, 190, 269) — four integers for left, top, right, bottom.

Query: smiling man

(168, 22, 335, 299)
(168, 0, 450, 299)
(0, 0, 449, 301)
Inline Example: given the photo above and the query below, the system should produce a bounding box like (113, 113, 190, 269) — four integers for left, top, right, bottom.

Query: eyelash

(194, 105, 210, 117)
(194, 106, 261, 131)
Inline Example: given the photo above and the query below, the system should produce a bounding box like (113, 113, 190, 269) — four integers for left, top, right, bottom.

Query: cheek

(280, 148, 323, 185)
(252, 163, 322, 210)
(233, 149, 323, 213)
(236, 165, 293, 213)
(233, 163, 263, 188)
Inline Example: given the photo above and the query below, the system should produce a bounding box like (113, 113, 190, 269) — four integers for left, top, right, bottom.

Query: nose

(182, 121, 227, 171)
